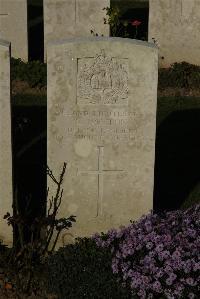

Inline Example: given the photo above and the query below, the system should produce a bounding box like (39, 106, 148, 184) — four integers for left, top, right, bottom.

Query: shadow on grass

(154, 108, 200, 211)
(12, 104, 46, 244)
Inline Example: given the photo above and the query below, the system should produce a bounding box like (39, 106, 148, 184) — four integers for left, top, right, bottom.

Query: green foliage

(158, 62, 200, 89)
(0, 240, 7, 253)
(11, 58, 47, 88)
(181, 183, 200, 209)
(46, 238, 132, 299)
(0, 240, 11, 272)
(156, 96, 200, 127)
(103, 6, 122, 37)
(11, 57, 200, 91)
(103, 6, 133, 38)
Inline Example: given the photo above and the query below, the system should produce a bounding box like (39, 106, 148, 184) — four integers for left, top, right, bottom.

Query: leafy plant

(11, 57, 47, 88)
(103, 6, 145, 39)
(46, 238, 132, 299)
(170, 62, 200, 88)
(158, 62, 200, 89)
(4, 163, 76, 293)
(103, 6, 122, 37)
(94, 205, 200, 299)
(0, 240, 8, 253)
(0, 240, 10, 271)
(103, 6, 135, 38)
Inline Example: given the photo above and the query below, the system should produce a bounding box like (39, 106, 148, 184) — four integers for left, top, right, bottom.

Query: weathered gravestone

(47, 37, 158, 247)
(0, 0, 28, 61)
(149, 0, 200, 67)
(0, 39, 13, 246)
(44, 0, 110, 61)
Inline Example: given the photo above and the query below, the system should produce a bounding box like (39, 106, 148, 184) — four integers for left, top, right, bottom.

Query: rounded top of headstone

(47, 37, 158, 50)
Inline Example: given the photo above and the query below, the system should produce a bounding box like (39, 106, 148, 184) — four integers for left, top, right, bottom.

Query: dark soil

(157, 87, 200, 97)
(0, 289, 57, 299)
(0, 251, 56, 299)
(0, 266, 57, 299)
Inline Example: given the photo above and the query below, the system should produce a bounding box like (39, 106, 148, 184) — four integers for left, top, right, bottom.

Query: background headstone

(149, 0, 200, 67)
(0, 39, 13, 246)
(47, 37, 158, 247)
(44, 0, 110, 60)
(0, 0, 28, 61)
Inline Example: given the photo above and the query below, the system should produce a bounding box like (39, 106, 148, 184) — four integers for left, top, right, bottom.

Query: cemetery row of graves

(0, 0, 200, 298)
(1, 0, 200, 68)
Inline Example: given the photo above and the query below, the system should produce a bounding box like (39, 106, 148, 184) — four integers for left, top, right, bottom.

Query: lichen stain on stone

(74, 139, 92, 157)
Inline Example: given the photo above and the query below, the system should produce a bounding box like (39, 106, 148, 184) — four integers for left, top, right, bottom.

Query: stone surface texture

(44, 0, 110, 60)
(0, 0, 28, 61)
(0, 39, 13, 246)
(47, 37, 158, 247)
(149, 0, 200, 67)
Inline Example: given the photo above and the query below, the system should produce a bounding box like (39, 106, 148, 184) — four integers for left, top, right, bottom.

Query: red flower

(131, 20, 142, 26)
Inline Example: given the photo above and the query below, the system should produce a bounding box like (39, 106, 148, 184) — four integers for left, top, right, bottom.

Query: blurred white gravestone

(0, 0, 28, 61)
(0, 39, 13, 246)
(43, 0, 110, 61)
(47, 37, 158, 247)
(149, 0, 200, 66)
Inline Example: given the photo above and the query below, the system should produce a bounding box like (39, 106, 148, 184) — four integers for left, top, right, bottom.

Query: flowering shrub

(93, 205, 200, 299)
(46, 238, 132, 299)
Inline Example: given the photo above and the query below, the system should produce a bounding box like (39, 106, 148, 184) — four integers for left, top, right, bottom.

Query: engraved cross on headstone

(78, 146, 125, 217)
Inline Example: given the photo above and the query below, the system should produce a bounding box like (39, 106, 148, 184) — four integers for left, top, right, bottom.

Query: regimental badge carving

(77, 50, 128, 105)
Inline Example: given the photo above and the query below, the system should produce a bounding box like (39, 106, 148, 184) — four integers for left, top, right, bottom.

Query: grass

(12, 94, 46, 107)
(157, 96, 200, 126)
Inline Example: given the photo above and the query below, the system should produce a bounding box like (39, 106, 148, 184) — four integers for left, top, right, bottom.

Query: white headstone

(44, 0, 110, 60)
(0, 39, 13, 247)
(149, 0, 200, 66)
(0, 0, 28, 61)
(47, 37, 158, 247)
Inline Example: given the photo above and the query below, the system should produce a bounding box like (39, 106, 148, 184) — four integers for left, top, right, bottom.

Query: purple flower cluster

(93, 205, 200, 299)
